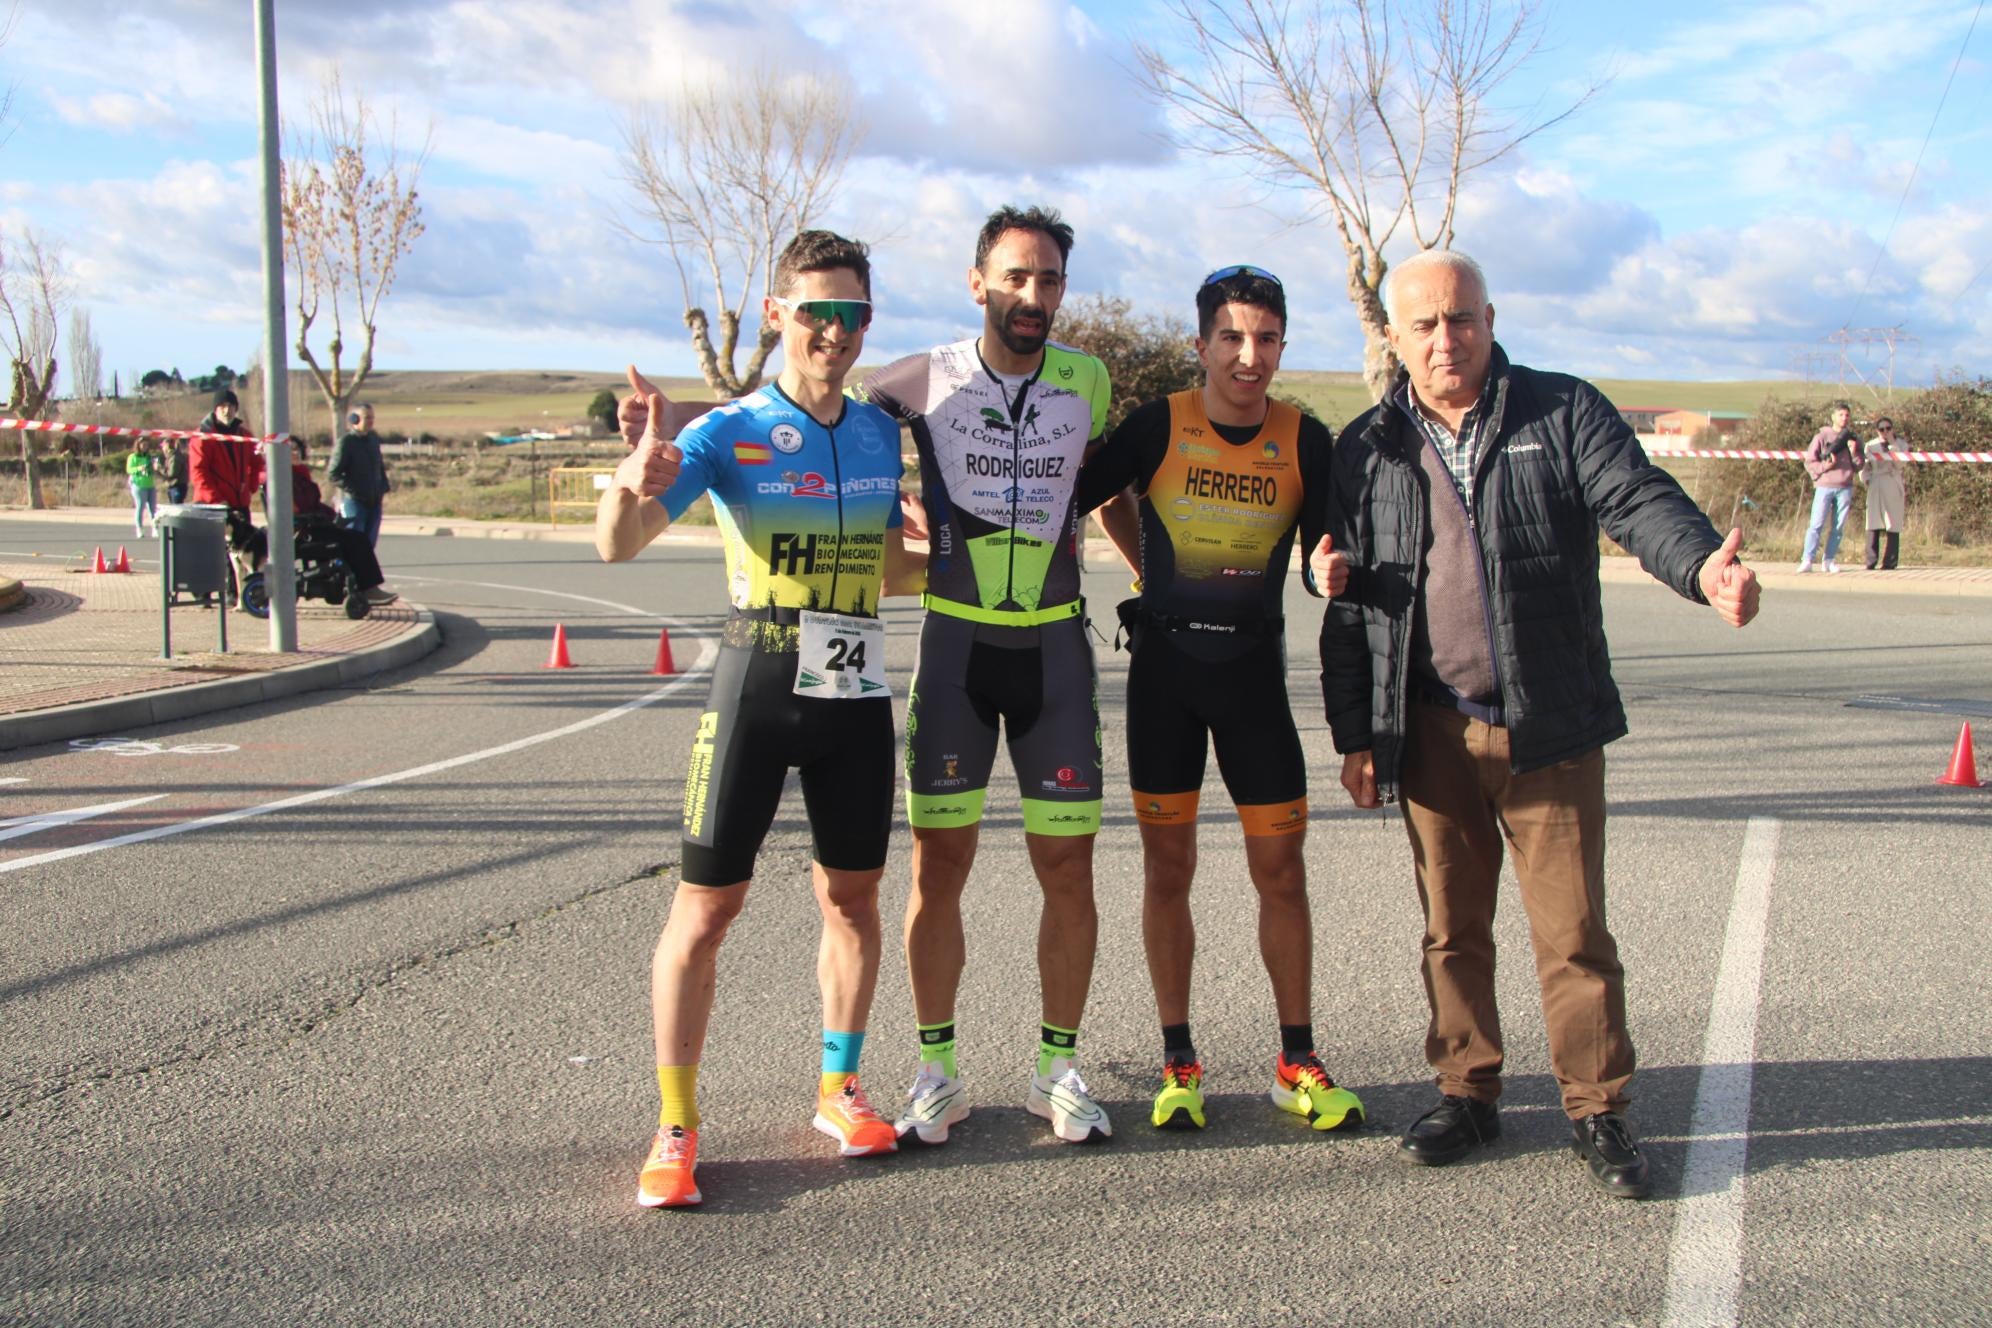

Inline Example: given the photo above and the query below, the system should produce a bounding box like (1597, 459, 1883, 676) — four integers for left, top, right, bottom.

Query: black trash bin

(156, 503, 231, 657)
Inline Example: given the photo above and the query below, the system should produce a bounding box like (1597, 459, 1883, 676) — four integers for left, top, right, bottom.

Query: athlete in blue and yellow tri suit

(856, 205, 1130, 1147)
(1073, 265, 1365, 1136)
(598, 231, 924, 1209)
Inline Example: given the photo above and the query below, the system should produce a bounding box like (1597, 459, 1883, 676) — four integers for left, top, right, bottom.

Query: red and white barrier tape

(1643, 447, 1992, 463)
(0, 417, 290, 446)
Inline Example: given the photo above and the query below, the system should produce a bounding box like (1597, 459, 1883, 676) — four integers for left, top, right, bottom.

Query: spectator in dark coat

(1314, 249, 1760, 1201)
(329, 402, 390, 548)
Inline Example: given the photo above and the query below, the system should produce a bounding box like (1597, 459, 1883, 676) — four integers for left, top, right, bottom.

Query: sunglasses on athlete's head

(1201, 264, 1284, 289)
(773, 297, 873, 332)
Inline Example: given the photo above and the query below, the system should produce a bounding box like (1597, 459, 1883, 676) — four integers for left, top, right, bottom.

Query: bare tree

(281, 71, 427, 435)
(1138, 0, 1598, 401)
(621, 69, 862, 399)
(1, 227, 64, 508)
(67, 307, 101, 401)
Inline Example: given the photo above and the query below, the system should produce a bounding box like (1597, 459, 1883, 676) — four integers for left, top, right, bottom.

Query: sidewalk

(3, 507, 1987, 753)
(0, 514, 442, 752)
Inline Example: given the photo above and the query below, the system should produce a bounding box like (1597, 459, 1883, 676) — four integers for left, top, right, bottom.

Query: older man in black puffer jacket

(1313, 249, 1759, 1200)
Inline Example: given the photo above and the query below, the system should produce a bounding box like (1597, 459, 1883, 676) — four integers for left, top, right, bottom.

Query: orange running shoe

(636, 1125, 701, 1208)
(813, 1076, 899, 1157)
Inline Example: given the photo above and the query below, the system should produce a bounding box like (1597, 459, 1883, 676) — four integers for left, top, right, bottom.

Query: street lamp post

(253, 0, 296, 651)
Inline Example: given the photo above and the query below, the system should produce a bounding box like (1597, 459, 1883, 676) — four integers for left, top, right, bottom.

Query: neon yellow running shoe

(1271, 1053, 1365, 1132)
(1150, 1058, 1206, 1130)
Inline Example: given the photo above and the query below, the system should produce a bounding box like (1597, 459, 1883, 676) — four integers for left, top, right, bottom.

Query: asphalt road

(2, 520, 1988, 1327)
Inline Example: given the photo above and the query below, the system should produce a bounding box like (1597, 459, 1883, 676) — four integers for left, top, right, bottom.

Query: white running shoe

(1794, 560, 1813, 574)
(1027, 1060, 1112, 1143)
(894, 1065, 970, 1145)
(1826, 560, 1841, 574)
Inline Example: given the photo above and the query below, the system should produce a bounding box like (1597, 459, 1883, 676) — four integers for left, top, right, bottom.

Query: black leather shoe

(1398, 1094, 1499, 1166)
(1572, 1112, 1651, 1198)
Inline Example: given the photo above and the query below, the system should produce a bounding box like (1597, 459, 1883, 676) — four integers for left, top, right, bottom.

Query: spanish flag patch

(734, 441, 772, 465)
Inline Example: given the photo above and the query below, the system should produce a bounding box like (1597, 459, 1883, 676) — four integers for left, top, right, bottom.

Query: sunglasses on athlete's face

(1201, 264, 1283, 289)
(774, 297, 873, 333)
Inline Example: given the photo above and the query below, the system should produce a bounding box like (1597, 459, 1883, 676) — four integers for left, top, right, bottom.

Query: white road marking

(0, 778, 29, 785)
(1661, 816, 1781, 1328)
(1, 577, 714, 875)
(67, 738, 240, 757)
(0, 794, 168, 842)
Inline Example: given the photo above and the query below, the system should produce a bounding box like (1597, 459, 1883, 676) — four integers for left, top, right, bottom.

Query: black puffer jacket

(1319, 346, 1721, 800)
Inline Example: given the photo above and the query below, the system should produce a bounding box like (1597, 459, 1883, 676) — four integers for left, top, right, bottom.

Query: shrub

(1054, 294, 1203, 430)
(1695, 382, 1992, 553)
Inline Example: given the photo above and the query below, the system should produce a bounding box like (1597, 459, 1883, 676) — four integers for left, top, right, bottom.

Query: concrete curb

(0, 608, 442, 753)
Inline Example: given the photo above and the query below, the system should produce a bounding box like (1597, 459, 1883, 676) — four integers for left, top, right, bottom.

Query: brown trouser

(1399, 702, 1633, 1119)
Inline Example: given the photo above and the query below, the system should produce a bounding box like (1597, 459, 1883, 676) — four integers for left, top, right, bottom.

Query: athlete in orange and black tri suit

(1074, 264, 1365, 1136)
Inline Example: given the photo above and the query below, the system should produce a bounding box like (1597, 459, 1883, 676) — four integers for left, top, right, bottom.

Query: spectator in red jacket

(191, 389, 264, 510)
(191, 389, 265, 605)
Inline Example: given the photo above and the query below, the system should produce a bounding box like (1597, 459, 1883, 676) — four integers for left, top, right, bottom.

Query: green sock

(1037, 1023, 1079, 1076)
(657, 1064, 700, 1131)
(918, 1020, 958, 1079)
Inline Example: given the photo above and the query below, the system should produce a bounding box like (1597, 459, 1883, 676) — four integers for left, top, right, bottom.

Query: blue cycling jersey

(660, 383, 904, 617)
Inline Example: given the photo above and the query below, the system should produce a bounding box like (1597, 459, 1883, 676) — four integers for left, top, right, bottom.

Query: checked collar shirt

(1390, 375, 1495, 510)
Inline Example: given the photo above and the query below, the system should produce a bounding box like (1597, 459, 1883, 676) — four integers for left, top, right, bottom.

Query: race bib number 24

(795, 611, 889, 700)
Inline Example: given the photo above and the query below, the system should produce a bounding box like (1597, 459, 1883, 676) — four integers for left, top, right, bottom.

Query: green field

(87, 366, 1852, 444)
(318, 367, 1843, 440)
(1272, 371, 1834, 431)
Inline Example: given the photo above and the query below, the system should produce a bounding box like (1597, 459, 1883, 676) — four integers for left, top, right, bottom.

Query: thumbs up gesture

(1696, 526, 1760, 628)
(617, 365, 676, 452)
(1308, 532, 1350, 598)
(612, 365, 681, 500)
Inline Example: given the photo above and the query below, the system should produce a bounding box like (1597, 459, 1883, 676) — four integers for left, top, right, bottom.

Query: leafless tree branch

(1, 226, 66, 507)
(281, 69, 429, 435)
(1138, 0, 1602, 401)
(620, 68, 863, 399)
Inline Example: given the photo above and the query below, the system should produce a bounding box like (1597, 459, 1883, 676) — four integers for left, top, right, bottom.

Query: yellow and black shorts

(680, 635, 894, 887)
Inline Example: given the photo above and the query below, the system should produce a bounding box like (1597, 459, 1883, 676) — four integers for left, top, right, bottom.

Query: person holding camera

(1859, 417, 1908, 571)
(1798, 402, 1859, 573)
(329, 401, 391, 548)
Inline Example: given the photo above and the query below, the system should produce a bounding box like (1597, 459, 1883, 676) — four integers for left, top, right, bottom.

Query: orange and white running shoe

(813, 1076, 899, 1157)
(637, 1125, 701, 1208)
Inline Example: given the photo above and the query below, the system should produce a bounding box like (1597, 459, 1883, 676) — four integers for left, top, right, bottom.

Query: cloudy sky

(3, 0, 1987, 393)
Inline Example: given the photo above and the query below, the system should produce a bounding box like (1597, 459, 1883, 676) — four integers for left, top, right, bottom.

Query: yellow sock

(819, 1070, 856, 1097)
(658, 1064, 700, 1130)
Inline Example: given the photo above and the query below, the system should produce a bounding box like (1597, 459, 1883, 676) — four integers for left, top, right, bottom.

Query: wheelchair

(237, 511, 373, 620)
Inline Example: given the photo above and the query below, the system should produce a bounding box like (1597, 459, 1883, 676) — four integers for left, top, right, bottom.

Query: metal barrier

(548, 467, 616, 525)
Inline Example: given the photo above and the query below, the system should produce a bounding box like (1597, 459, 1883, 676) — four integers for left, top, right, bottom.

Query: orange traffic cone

(544, 624, 575, 669)
(91, 546, 108, 574)
(651, 627, 677, 676)
(1937, 722, 1982, 788)
(115, 546, 132, 574)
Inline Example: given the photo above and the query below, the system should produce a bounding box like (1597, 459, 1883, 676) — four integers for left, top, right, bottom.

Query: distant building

(1617, 406, 1672, 434)
(1653, 410, 1748, 439)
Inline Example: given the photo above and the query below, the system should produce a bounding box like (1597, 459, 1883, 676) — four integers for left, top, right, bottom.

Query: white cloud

(6, 0, 1987, 387)
(51, 92, 187, 136)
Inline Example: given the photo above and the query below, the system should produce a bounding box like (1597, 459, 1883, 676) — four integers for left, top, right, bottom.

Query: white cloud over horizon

(3, 0, 1986, 395)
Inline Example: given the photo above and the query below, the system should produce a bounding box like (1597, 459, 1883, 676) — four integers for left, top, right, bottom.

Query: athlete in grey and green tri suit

(856, 205, 1123, 1146)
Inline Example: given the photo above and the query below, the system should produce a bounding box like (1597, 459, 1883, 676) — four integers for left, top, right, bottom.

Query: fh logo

(770, 531, 822, 575)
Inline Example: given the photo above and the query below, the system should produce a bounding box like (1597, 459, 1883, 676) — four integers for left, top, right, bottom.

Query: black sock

(1280, 1024, 1314, 1061)
(1162, 1022, 1195, 1062)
